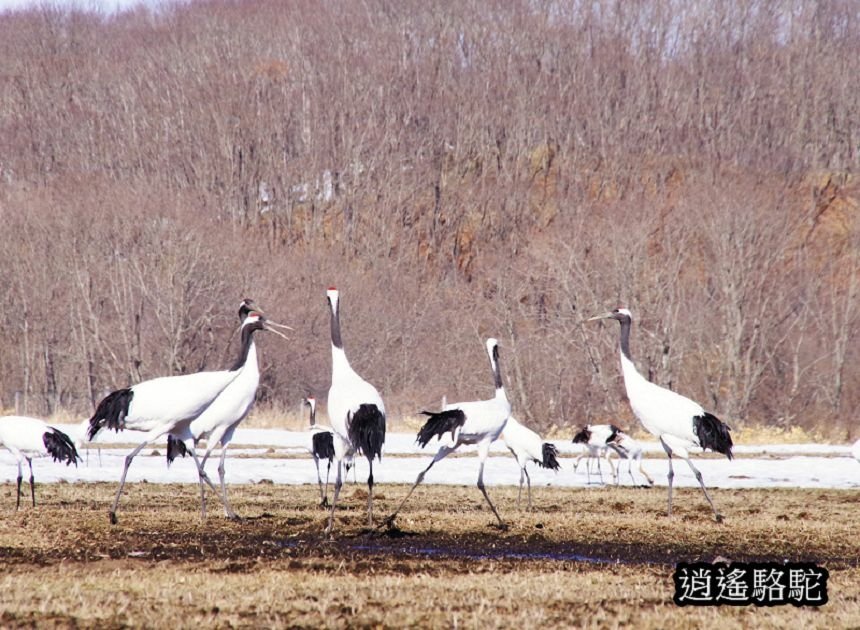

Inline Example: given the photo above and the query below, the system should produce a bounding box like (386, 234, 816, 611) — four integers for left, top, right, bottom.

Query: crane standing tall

(325, 288, 386, 535)
(588, 308, 733, 521)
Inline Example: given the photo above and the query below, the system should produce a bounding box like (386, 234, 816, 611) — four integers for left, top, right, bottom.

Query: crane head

(586, 308, 632, 323)
(239, 298, 259, 320)
(326, 287, 339, 309)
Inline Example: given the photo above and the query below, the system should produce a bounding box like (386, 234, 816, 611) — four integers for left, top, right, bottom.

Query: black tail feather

(571, 426, 591, 444)
(312, 431, 336, 461)
(166, 435, 189, 467)
(540, 442, 560, 471)
(416, 409, 466, 448)
(43, 428, 81, 466)
(88, 388, 134, 441)
(348, 404, 386, 461)
(694, 412, 734, 460)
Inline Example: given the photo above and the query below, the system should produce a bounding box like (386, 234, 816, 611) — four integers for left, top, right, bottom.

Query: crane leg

(639, 457, 654, 486)
(217, 446, 238, 519)
(660, 438, 675, 517)
(110, 441, 149, 524)
(385, 445, 454, 526)
(313, 456, 326, 507)
(27, 458, 35, 507)
(596, 452, 604, 484)
(190, 448, 220, 518)
(366, 458, 375, 528)
(517, 468, 524, 508)
(323, 459, 332, 507)
(324, 460, 343, 536)
(684, 457, 723, 522)
(524, 467, 532, 510)
(605, 450, 617, 485)
(476, 449, 505, 529)
(15, 461, 23, 511)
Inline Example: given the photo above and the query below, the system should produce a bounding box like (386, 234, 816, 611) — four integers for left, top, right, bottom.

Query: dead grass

(0, 482, 857, 628)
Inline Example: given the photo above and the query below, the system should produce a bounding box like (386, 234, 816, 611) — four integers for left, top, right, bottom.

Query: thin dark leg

(386, 446, 454, 525)
(110, 441, 149, 525)
(684, 456, 723, 522)
(660, 438, 674, 517)
(15, 461, 22, 511)
(324, 460, 344, 536)
(217, 446, 238, 519)
(190, 449, 210, 519)
(524, 467, 532, 510)
(517, 467, 524, 509)
(476, 459, 505, 528)
(366, 458, 374, 527)
(27, 458, 35, 507)
(314, 456, 325, 504)
(323, 460, 332, 507)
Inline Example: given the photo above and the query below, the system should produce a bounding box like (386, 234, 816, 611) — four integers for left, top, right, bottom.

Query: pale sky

(0, 0, 154, 14)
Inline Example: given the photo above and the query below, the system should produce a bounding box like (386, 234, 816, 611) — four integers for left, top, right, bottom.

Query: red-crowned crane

(305, 395, 335, 507)
(572, 424, 619, 484)
(501, 415, 560, 509)
(605, 429, 654, 487)
(174, 302, 289, 519)
(588, 308, 733, 521)
(0, 416, 80, 509)
(852, 438, 860, 464)
(385, 338, 511, 529)
(88, 305, 284, 524)
(325, 288, 386, 535)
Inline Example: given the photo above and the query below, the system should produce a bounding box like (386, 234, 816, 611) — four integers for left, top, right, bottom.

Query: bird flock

(10, 296, 843, 533)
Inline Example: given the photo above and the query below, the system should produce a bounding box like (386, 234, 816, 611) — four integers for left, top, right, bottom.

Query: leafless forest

(0, 0, 857, 438)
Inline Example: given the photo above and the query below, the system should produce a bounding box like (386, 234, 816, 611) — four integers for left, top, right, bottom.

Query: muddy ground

(0, 481, 857, 628)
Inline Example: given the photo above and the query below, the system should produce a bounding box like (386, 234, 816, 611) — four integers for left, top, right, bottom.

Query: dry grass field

(0, 482, 858, 628)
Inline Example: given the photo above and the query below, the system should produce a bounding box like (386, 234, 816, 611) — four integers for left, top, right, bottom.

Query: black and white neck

(327, 288, 351, 374)
(305, 396, 317, 427)
(229, 313, 265, 372)
(616, 311, 633, 362)
(485, 338, 508, 401)
(611, 309, 647, 387)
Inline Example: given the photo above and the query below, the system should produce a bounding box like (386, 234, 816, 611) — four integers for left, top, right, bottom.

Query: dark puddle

(348, 542, 656, 566)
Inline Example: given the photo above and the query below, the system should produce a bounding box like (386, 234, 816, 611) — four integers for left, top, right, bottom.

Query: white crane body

(89, 304, 280, 524)
(589, 308, 733, 521)
(502, 415, 560, 508)
(386, 338, 511, 529)
(324, 288, 386, 535)
(0, 415, 80, 509)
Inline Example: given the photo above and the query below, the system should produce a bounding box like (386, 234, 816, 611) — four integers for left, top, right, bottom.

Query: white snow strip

(3, 428, 858, 490)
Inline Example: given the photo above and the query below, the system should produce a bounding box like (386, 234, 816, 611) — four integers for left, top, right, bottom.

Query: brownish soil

(0, 482, 857, 628)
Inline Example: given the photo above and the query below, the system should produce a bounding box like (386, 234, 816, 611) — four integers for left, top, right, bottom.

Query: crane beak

(264, 324, 291, 341)
(586, 312, 613, 323)
(265, 320, 295, 331)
